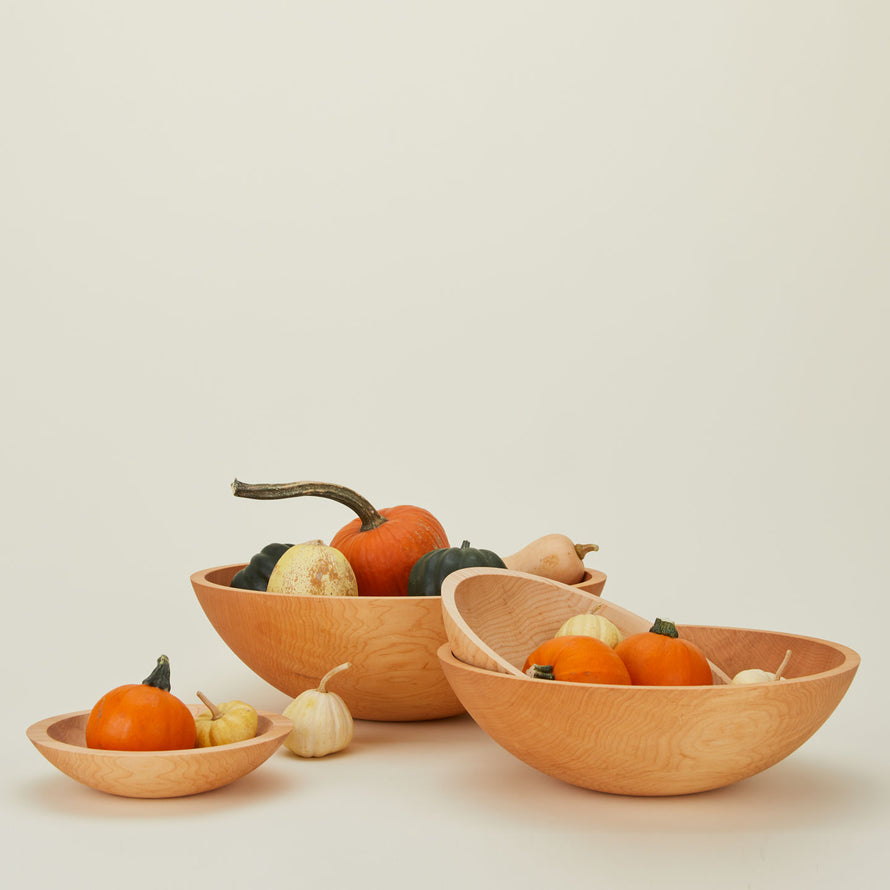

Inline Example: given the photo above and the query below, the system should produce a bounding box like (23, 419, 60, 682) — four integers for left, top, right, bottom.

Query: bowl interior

(570, 568, 607, 595)
(45, 709, 280, 749)
(678, 623, 850, 677)
(450, 568, 650, 669)
(441, 567, 729, 683)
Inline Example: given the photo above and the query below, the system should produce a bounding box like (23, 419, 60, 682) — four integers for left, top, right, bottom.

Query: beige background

(3, 2, 887, 887)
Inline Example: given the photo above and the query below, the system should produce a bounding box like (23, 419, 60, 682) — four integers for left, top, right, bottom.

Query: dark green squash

(407, 540, 506, 597)
(231, 542, 294, 590)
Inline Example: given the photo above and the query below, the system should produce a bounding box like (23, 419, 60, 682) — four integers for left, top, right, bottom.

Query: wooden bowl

(26, 706, 293, 798)
(438, 635, 858, 796)
(570, 568, 607, 596)
(436, 569, 860, 795)
(441, 567, 731, 683)
(191, 564, 464, 722)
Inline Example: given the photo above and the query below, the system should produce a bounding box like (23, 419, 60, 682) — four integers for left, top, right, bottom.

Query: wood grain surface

(441, 567, 731, 683)
(26, 706, 293, 798)
(438, 623, 859, 795)
(569, 569, 607, 596)
(192, 564, 464, 722)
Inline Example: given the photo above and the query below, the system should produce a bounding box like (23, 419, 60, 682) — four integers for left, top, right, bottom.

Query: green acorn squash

(231, 542, 294, 590)
(407, 540, 506, 597)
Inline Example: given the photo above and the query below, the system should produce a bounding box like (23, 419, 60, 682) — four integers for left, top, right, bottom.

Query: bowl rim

(438, 622, 861, 690)
(26, 705, 294, 757)
(573, 568, 607, 582)
(191, 563, 445, 601)
(192, 563, 608, 599)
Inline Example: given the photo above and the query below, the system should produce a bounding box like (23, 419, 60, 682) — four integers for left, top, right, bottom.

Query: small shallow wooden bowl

(26, 706, 293, 798)
(191, 564, 464, 722)
(441, 567, 730, 683)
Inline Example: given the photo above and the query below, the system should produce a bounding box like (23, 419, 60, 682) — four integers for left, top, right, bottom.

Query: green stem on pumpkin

(142, 655, 172, 692)
(528, 664, 556, 681)
(649, 618, 680, 638)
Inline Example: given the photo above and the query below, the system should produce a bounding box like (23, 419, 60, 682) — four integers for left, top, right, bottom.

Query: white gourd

(731, 668, 778, 685)
(555, 613, 623, 648)
(282, 662, 354, 757)
(730, 649, 793, 686)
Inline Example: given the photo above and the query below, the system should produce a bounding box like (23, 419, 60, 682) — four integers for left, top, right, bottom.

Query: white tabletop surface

(3, 3, 888, 887)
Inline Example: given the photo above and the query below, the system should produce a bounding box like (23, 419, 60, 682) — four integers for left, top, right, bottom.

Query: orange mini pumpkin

(523, 635, 632, 685)
(615, 618, 713, 686)
(85, 655, 197, 751)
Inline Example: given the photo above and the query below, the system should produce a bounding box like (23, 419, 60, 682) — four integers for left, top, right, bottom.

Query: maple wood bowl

(437, 570, 860, 796)
(26, 706, 293, 798)
(191, 564, 464, 722)
(441, 567, 731, 683)
(570, 568, 607, 596)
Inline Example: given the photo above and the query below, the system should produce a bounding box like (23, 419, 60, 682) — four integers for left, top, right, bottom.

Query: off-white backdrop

(3, 3, 887, 888)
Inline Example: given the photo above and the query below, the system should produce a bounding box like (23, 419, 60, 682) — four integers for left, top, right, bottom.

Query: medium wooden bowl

(26, 706, 293, 798)
(191, 564, 464, 722)
(441, 567, 731, 683)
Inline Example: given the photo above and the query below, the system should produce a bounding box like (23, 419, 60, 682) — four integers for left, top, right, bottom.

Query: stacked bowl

(438, 567, 859, 796)
(190, 563, 607, 722)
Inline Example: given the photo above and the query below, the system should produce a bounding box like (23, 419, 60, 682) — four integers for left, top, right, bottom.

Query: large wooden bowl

(436, 569, 860, 796)
(191, 564, 464, 722)
(26, 706, 293, 798)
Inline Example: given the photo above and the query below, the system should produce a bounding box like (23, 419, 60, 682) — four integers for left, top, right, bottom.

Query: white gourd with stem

(282, 663, 354, 757)
(731, 650, 793, 685)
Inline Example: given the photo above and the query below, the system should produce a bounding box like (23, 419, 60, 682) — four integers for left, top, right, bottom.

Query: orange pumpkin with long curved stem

(615, 618, 714, 686)
(231, 479, 449, 597)
(85, 655, 197, 751)
(523, 635, 632, 685)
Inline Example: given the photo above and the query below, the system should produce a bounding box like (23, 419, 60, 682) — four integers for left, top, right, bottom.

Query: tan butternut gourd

(503, 535, 598, 585)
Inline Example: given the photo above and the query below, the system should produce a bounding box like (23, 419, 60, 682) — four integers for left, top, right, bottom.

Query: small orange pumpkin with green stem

(615, 618, 713, 686)
(85, 655, 197, 751)
(523, 635, 632, 685)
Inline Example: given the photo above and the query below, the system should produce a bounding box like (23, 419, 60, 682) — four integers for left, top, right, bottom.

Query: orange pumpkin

(523, 635, 632, 685)
(231, 479, 449, 597)
(85, 655, 197, 751)
(615, 618, 713, 686)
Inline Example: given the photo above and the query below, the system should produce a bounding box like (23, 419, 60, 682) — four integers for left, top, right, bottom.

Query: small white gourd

(731, 649, 792, 686)
(282, 662, 354, 757)
(555, 612, 624, 648)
